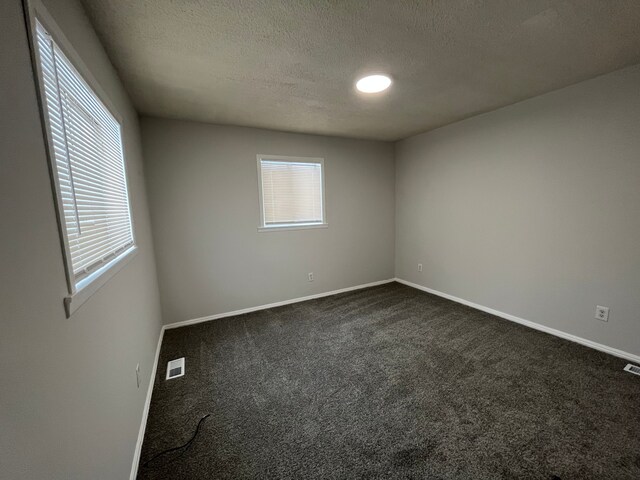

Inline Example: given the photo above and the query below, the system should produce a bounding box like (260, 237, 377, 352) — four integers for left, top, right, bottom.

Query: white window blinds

(35, 20, 134, 285)
(259, 158, 325, 227)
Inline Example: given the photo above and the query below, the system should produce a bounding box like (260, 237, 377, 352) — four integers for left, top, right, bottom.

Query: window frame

(26, 0, 137, 317)
(256, 154, 328, 232)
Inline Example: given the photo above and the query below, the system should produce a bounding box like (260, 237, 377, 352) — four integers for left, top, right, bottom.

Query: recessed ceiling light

(356, 74, 392, 93)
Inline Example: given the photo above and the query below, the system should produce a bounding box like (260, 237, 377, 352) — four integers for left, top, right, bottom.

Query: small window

(257, 155, 327, 231)
(33, 18, 135, 314)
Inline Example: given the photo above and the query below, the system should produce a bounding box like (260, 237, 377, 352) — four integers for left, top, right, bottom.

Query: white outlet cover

(595, 305, 609, 322)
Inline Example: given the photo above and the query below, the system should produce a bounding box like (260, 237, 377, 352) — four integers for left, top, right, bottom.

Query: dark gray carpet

(138, 282, 640, 479)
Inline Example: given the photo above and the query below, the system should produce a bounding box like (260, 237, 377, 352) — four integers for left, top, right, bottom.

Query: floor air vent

(623, 364, 640, 376)
(166, 357, 185, 380)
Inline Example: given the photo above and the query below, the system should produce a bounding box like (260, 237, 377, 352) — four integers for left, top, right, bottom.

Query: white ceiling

(80, 0, 640, 141)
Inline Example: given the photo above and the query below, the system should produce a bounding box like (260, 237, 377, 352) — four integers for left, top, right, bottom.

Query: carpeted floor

(138, 282, 640, 479)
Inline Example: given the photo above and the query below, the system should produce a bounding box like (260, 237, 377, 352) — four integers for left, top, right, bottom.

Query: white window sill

(63, 246, 138, 318)
(258, 223, 328, 232)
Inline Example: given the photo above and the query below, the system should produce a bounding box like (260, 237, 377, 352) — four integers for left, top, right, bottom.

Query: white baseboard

(164, 278, 396, 330)
(394, 277, 640, 364)
(130, 326, 164, 480)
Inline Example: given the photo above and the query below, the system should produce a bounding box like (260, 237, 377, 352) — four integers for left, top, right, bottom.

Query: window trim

(26, 0, 137, 317)
(256, 154, 328, 232)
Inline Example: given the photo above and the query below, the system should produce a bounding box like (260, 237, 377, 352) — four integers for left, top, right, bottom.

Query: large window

(33, 18, 135, 314)
(257, 155, 327, 231)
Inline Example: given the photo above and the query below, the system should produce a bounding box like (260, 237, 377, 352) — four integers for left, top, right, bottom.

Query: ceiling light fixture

(356, 74, 392, 93)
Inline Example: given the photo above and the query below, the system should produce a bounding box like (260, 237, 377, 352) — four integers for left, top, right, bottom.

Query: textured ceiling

(80, 0, 640, 141)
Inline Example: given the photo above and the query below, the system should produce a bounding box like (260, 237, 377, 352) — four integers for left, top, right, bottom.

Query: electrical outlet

(595, 305, 609, 322)
(136, 363, 140, 388)
(308, 272, 314, 282)
(418, 263, 423, 272)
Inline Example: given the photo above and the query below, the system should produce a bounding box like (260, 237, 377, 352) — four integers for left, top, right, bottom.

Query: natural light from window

(35, 20, 135, 290)
(257, 155, 326, 231)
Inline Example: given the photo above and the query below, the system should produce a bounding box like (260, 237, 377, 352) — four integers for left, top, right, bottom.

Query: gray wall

(395, 64, 640, 357)
(141, 118, 395, 323)
(0, 1, 162, 478)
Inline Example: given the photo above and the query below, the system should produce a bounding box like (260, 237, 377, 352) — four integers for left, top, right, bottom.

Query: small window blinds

(35, 20, 134, 285)
(259, 158, 325, 227)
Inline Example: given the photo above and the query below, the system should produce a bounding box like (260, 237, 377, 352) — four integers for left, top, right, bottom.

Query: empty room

(2, 0, 640, 478)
